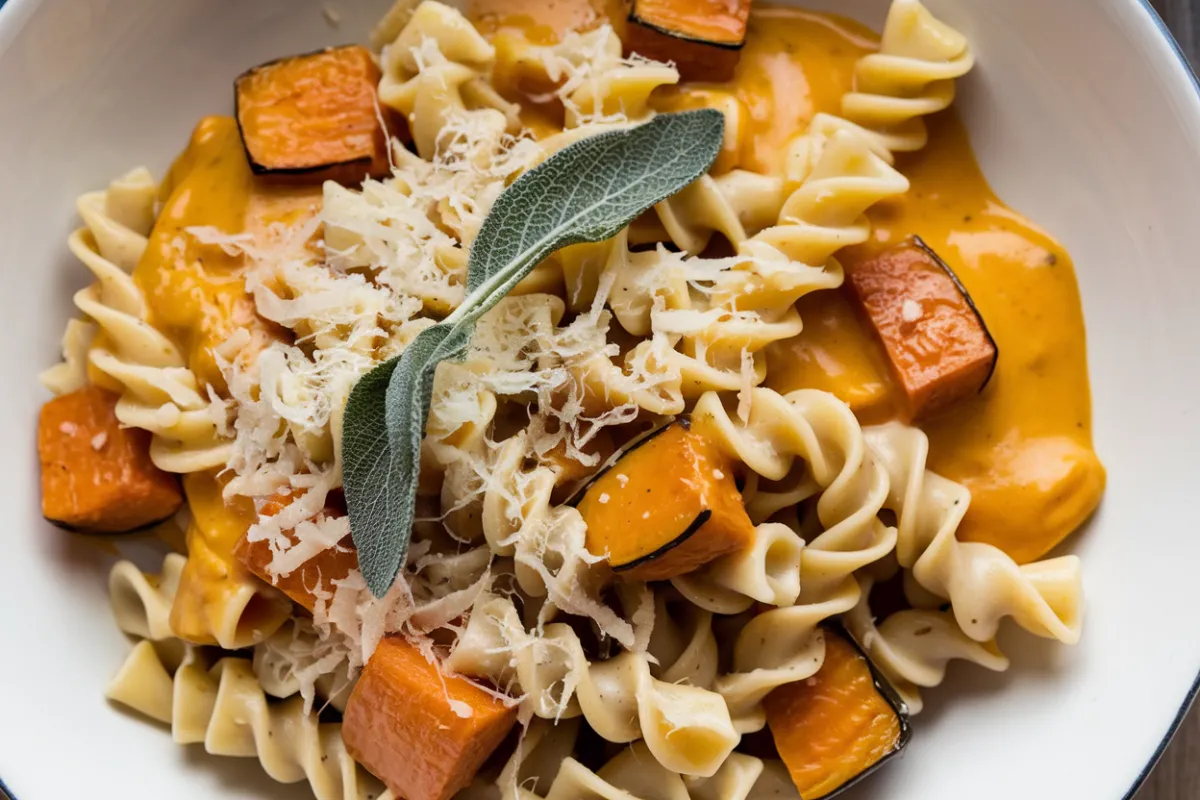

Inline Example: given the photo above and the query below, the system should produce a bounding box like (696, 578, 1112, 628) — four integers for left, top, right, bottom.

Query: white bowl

(1, 0, 1198, 798)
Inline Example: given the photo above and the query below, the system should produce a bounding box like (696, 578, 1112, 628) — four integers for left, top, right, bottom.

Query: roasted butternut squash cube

(626, 0, 752, 82)
(235, 46, 396, 184)
(576, 418, 754, 581)
(765, 628, 910, 799)
(342, 636, 517, 800)
(38, 387, 183, 533)
(233, 490, 358, 613)
(845, 236, 997, 419)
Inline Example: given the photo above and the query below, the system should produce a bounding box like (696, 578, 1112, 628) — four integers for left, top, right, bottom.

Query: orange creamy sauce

(132, 117, 317, 641)
(477, 2, 1105, 563)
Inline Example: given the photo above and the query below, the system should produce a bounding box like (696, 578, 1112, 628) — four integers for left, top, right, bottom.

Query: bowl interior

(1, 0, 1198, 798)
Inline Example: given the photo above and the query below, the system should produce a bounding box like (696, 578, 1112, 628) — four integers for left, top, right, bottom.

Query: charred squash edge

(627, 9, 747, 52)
(234, 45, 384, 178)
(910, 234, 999, 391)
(565, 415, 688, 507)
(814, 624, 913, 800)
(44, 506, 181, 536)
(610, 509, 713, 573)
(570, 415, 735, 574)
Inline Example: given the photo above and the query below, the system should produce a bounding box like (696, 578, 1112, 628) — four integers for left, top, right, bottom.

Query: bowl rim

(0, 0, 1197, 798)
(1108, 3, 1200, 791)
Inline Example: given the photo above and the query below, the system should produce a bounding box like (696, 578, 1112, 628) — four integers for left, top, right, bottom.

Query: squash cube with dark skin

(765, 627, 911, 799)
(235, 45, 398, 184)
(342, 636, 518, 800)
(845, 236, 998, 420)
(576, 418, 755, 582)
(626, 0, 753, 82)
(38, 386, 183, 533)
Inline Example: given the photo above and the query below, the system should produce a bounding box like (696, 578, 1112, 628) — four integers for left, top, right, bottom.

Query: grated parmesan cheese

(901, 298, 923, 323)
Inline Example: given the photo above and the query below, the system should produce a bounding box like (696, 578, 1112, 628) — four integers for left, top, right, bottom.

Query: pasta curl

(63, 168, 230, 473)
(106, 641, 391, 800)
(671, 523, 807, 615)
(109, 553, 187, 642)
(491, 718, 767, 800)
(480, 433, 630, 642)
(841, 0, 976, 153)
(694, 388, 898, 599)
(844, 576, 1009, 714)
(445, 593, 740, 778)
(864, 422, 1085, 644)
(378, 0, 514, 160)
(497, 24, 679, 127)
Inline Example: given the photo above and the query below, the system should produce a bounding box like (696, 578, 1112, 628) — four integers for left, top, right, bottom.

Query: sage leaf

(345, 109, 725, 597)
(463, 108, 726, 296)
(344, 324, 472, 596)
(340, 355, 401, 594)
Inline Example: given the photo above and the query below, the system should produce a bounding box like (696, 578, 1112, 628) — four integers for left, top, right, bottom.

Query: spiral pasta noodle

(444, 593, 740, 778)
(62, 168, 231, 473)
(843, 575, 1010, 714)
(106, 641, 391, 800)
(38, 318, 97, 395)
(841, 0, 976, 153)
(675, 0, 975, 352)
(109, 553, 187, 642)
(496, 22, 678, 127)
(695, 388, 898, 600)
(671, 522, 807, 615)
(378, 0, 514, 160)
(863, 422, 1085, 644)
(487, 716, 770, 800)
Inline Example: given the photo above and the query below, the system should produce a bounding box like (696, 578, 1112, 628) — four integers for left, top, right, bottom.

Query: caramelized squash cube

(38, 387, 183, 533)
(342, 636, 517, 800)
(626, 0, 752, 82)
(576, 418, 755, 581)
(845, 236, 997, 419)
(765, 628, 910, 799)
(235, 45, 396, 184)
(233, 490, 358, 613)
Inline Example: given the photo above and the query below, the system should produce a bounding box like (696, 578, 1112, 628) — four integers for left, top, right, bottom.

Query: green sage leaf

(345, 109, 725, 597)
(464, 109, 726, 296)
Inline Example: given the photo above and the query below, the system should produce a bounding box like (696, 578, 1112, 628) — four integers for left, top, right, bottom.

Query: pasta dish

(35, 0, 1106, 798)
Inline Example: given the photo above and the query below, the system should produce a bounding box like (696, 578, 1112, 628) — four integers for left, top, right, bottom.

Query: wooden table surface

(1136, 2, 1200, 792)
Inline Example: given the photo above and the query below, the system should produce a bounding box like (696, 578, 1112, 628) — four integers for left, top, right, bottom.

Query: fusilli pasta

(445, 592, 740, 778)
(107, 640, 391, 800)
(59, 169, 231, 473)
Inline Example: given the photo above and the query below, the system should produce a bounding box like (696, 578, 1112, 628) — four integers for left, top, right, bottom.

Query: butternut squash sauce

(169, 471, 291, 647)
(478, 3, 1105, 564)
(135, 117, 317, 642)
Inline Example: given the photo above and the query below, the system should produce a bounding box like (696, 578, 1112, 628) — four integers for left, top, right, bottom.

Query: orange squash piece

(765, 628, 910, 799)
(235, 45, 396, 184)
(342, 636, 517, 800)
(845, 236, 997, 420)
(38, 387, 183, 533)
(626, 0, 752, 82)
(233, 490, 358, 613)
(576, 418, 755, 581)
